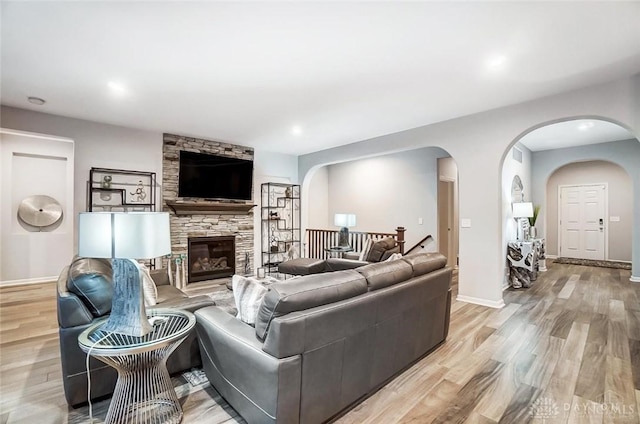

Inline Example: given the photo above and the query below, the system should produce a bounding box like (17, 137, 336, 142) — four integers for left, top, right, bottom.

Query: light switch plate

(418, 217, 423, 225)
(461, 219, 471, 228)
(610, 216, 620, 222)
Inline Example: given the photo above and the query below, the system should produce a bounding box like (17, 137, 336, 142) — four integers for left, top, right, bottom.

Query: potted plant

(528, 205, 540, 239)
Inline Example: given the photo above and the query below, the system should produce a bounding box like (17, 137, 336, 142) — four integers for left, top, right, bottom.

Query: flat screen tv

(178, 151, 253, 200)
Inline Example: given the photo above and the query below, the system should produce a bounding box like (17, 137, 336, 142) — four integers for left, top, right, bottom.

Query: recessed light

(27, 96, 46, 106)
(486, 55, 507, 70)
(107, 81, 127, 94)
(578, 122, 595, 131)
(291, 126, 302, 136)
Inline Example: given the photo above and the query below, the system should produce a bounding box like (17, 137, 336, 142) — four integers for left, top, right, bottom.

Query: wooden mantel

(165, 201, 256, 215)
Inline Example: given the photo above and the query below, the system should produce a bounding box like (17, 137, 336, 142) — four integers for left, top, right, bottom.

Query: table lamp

(512, 202, 534, 241)
(334, 213, 356, 248)
(78, 212, 171, 337)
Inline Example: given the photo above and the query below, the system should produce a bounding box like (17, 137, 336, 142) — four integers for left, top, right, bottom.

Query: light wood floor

(1, 262, 638, 423)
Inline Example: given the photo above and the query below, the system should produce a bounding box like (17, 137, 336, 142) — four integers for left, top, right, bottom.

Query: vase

(529, 226, 537, 240)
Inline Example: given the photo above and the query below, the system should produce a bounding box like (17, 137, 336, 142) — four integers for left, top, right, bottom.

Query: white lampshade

(334, 213, 356, 228)
(78, 212, 171, 259)
(512, 202, 534, 219)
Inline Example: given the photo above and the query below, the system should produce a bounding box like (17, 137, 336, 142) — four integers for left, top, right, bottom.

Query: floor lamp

(512, 202, 534, 241)
(78, 212, 171, 337)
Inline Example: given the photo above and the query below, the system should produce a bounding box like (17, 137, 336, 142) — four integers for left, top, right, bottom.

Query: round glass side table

(78, 308, 196, 424)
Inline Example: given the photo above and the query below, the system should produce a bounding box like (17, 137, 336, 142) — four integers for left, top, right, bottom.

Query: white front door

(559, 184, 606, 260)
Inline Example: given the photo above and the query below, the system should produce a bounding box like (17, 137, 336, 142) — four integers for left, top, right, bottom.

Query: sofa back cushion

(255, 269, 367, 340)
(402, 252, 448, 277)
(357, 259, 413, 291)
(67, 257, 113, 317)
(366, 237, 397, 262)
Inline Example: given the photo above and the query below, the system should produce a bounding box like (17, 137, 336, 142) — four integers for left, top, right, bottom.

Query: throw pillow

(67, 257, 113, 317)
(137, 261, 158, 306)
(385, 252, 403, 262)
(366, 237, 397, 262)
(358, 238, 375, 261)
(232, 275, 269, 326)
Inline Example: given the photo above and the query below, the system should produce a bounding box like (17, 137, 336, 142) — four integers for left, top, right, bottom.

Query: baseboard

(456, 294, 505, 309)
(0, 276, 57, 287)
(545, 254, 558, 259)
(631, 276, 640, 283)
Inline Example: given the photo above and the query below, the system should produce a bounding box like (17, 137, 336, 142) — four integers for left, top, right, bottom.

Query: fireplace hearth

(188, 236, 235, 283)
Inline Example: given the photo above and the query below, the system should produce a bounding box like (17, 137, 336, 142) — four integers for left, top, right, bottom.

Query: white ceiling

(2, 2, 640, 155)
(519, 119, 635, 152)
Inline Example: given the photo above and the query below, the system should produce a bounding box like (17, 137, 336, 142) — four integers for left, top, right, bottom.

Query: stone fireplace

(163, 133, 254, 289)
(188, 236, 235, 283)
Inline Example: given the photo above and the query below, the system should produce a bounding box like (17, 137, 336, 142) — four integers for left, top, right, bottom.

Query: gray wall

(532, 141, 639, 263)
(300, 74, 640, 306)
(325, 147, 448, 251)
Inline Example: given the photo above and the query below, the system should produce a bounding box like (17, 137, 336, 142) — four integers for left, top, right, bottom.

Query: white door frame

(558, 183, 608, 260)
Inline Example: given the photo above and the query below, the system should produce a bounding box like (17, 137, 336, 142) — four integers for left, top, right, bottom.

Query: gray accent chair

(57, 257, 215, 407)
(196, 252, 451, 423)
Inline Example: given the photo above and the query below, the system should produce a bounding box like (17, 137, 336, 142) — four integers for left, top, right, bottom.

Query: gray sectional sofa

(195, 252, 452, 424)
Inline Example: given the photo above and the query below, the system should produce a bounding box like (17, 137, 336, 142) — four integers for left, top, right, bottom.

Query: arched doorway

(301, 147, 458, 260)
(500, 117, 639, 284)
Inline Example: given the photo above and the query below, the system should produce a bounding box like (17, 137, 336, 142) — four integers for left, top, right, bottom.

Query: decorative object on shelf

(257, 267, 266, 278)
(17, 195, 63, 230)
(78, 212, 171, 336)
(511, 175, 524, 202)
(129, 180, 147, 202)
(334, 213, 356, 248)
(528, 205, 541, 239)
(269, 211, 280, 219)
(101, 175, 112, 189)
(512, 202, 533, 241)
(285, 187, 292, 198)
(285, 244, 299, 261)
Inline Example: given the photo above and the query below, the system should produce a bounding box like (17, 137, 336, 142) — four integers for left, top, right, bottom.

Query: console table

(78, 309, 195, 424)
(507, 238, 546, 288)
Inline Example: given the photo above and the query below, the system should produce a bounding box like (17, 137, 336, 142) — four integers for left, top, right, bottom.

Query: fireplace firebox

(188, 236, 235, 283)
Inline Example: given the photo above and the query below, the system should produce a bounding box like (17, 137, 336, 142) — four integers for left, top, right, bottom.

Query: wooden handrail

(305, 226, 405, 259)
(405, 234, 433, 255)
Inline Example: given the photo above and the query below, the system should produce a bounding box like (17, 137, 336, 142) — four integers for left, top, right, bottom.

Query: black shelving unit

(261, 183, 301, 273)
(87, 168, 156, 212)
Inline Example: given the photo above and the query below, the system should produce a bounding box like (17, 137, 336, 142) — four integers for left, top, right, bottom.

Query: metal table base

(79, 309, 195, 424)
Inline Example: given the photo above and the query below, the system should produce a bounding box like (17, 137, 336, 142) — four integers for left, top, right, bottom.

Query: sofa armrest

(150, 268, 170, 286)
(195, 306, 301, 423)
(343, 251, 360, 260)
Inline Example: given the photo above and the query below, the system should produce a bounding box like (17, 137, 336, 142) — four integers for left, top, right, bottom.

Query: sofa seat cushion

(255, 269, 367, 340)
(150, 294, 215, 313)
(357, 259, 413, 291)
(278, 258, 326, 275)
(402, 252, 448, 277)
(67, 257, 113, 317)
(156, 284, 188, 304)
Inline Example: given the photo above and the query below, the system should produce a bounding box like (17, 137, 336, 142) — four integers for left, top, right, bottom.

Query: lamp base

(101, 258, 152, 337)
(338, 227, 350, 248)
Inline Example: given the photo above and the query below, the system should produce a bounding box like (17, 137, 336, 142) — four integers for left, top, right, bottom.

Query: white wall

(501, 142, 533, 286)
(0, 129, 74, 284)
(325, 148, 447, 251)
(544, 159, 632, 261)
(306, 166, 329, 229)
(300, 74, 640, 306)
